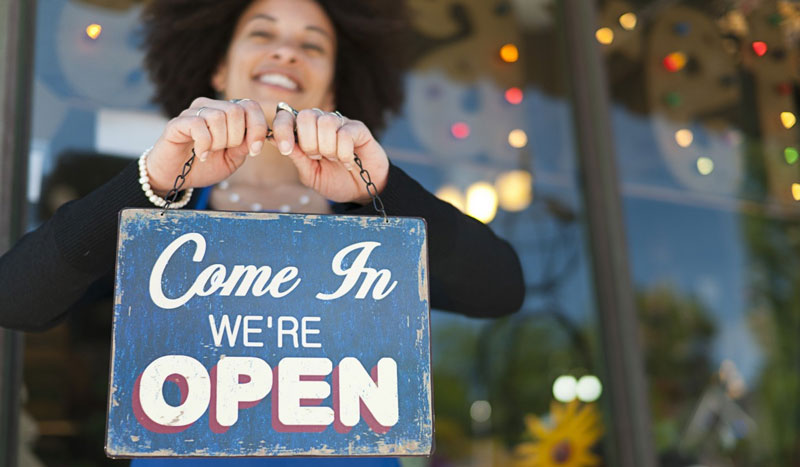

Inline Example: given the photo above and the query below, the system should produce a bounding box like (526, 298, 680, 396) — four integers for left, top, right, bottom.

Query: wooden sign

(105, 209, 432, 458)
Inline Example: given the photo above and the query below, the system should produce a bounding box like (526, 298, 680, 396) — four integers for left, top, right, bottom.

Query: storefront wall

(11, 0, 800, 466)
(6, 1, 623, 465)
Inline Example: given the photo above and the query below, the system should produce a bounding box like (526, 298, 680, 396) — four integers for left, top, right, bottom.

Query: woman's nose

(269, 44, 299, 64)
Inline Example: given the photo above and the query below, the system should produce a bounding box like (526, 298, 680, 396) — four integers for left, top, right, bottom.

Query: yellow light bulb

(697, 157, 714, 175)
(508, 129, 528, 148)
(86, 23, 102, 40)
(500, 44, 519, 63)
(792, 183, 800, 201)
(435, 185, 465, 212)
(496, 170, 533, 212)
(596, 27, 614, 45)
(675, 129, 693, 147)
(781, 111, 797, 129)
(466, 182, 498, 224)
(619, 13, 637, 30)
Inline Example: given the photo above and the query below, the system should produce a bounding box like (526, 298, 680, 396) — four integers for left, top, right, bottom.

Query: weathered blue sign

(106, 209, 432, 458)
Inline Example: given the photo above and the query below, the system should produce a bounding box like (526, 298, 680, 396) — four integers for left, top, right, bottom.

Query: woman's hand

(146, 97, 269, 194)
(270, 107, 389, 204)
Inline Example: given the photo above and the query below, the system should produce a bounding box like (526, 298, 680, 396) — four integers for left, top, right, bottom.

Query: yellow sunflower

(515, 400, 604, 467)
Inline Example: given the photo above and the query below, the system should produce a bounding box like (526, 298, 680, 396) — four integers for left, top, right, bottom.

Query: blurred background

(2, 0, 800, 466)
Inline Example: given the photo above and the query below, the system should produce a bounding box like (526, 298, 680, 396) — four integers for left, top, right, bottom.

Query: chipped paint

(108, 209, 432, 457)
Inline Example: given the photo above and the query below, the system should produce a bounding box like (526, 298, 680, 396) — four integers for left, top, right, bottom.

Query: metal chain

(352, 153, 387, 220)
(160, 148, 197, 215)
(331, 109, 388, 221)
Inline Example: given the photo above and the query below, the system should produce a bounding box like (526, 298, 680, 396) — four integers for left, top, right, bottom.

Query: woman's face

(212, 0, 337, 120)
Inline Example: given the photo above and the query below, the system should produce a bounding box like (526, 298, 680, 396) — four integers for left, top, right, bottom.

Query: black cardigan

(0, 161, 524, 331)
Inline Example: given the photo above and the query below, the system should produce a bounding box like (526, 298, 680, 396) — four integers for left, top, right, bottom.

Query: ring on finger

(311, 107, 325, 117)
(331, 110, 345, 128)
(276, 101, 298, 117)
(230, 98, 252, 105)
(196, 106, 209, 117)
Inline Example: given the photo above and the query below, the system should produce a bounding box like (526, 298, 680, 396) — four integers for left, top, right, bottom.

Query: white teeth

(257, 73, 298, 90)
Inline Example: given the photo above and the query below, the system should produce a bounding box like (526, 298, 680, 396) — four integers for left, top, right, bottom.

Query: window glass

(597, 0, 800, 464)
(22, 1, 614, 465)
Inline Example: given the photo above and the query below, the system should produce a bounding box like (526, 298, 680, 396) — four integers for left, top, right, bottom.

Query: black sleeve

(339, 164, 525, 318)
(0, 161, 150, 331)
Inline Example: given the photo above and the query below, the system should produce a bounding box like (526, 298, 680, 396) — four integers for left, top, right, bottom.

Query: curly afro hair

(141, 0, 410, 134)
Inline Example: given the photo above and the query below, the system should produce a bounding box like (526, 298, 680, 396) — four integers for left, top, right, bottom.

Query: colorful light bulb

(86, 23, 102, 40)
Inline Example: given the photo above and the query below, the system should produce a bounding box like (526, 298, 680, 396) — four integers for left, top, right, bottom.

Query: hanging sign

(105, 209, 432, 458)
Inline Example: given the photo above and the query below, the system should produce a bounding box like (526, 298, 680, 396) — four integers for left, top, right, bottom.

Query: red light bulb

(505, 87, 523, 105)
(752, 41, 768, 57)
(451, 122, 470, 139)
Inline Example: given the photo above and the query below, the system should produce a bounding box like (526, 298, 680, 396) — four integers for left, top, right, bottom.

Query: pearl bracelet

(138, 147, 193, 209)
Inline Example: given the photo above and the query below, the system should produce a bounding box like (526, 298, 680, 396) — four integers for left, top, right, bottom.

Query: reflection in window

(598, 1, 800, 464)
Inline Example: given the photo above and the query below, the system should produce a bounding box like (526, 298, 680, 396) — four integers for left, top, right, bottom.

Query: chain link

(352, 154, 387, 220)
(330, 110, 387, 221)
(160, 148, 197, 215)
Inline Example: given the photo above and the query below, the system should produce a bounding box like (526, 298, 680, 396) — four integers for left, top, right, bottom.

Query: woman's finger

(272, 108, 297, 156)
(237, 99, 268, 156)
(187, 117, 214, 160)
(168, 115, 213, 160)
(195, 107, 228, 152)
(296, 109, 321, 159)
(336, 124, 356, 171)
(221, 101, 246, 149)
(317, 113, 340, 162)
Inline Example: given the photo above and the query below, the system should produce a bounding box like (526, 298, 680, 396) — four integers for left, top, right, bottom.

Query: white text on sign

(132, 356, 399, 434)
(149, 234, 398, 309)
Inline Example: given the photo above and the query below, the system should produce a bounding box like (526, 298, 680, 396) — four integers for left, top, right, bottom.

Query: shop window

(20, 0, 613, 465)
(597, 1, 800, 464)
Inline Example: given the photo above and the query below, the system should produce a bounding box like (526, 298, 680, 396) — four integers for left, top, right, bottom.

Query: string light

(576, 376, 603, 403)
(500, 44, 519, 63)
(752, 41, 768, 57)
(496, 170, 533, 212)
(664, 92, 682, 107)
(663, 52, 688, 72)
(674, 22, 691, 36)
(785, 147, 799, 165)
(86, 23, 102, 40)
(435, 185, 465, 212)
(793, 183, 800, 201)
(552, 375, 577, 403)
(619, 12, 637, 30)
(469, 400, 492, 423)
(675, 129, 694, 147)
(466, 182, 498, 223)
(781, 111, 796, 129)
(505, 87, 523, 105)
(451, 122, 470, 139)
(508, 129, 528, 148)
(596, 27, 614, 45)
(697, 157, 714, 175)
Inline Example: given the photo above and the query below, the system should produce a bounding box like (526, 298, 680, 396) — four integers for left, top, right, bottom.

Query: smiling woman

(138, 0, 410, 214)
(0, 0, 525, 464)
(142, 0, 407, 134)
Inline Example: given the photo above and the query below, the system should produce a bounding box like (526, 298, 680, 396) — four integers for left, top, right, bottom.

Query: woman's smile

(253, 70, 303, 93)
